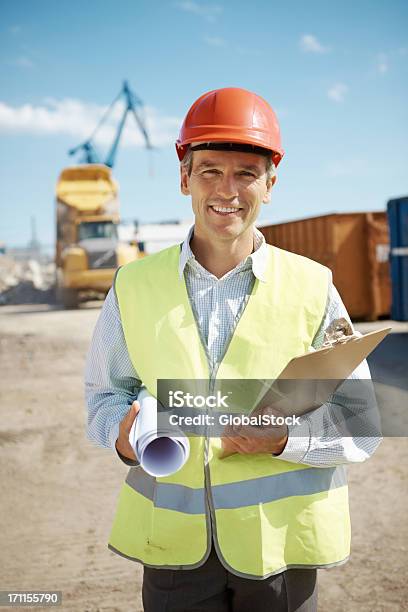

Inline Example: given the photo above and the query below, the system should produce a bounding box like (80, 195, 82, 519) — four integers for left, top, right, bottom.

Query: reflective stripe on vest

(109, 242, 351, 577)
(126, 465, 347, 513)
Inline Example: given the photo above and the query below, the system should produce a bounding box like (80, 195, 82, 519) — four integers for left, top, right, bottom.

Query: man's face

(180, 148, 275, 242)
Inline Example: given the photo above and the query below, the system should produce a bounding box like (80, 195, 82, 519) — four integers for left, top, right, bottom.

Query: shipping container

(387, 197, 408, 321)
(258, 212, 391, 321)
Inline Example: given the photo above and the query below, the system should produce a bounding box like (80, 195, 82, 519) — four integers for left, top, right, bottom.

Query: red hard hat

(176, 87, 284, 167)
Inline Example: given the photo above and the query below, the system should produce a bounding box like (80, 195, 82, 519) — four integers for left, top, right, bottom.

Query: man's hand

(115, 401, 140, 461)
(220, 406, 289, 459)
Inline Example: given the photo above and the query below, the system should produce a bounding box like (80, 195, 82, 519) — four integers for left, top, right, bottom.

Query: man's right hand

(115, 401, 140, 461)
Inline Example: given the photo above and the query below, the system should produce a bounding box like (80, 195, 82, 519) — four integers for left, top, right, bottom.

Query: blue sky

(1, 0, 407, 248)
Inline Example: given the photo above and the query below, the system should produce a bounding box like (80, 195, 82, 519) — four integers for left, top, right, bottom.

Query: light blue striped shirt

(85, 226, 380, 467)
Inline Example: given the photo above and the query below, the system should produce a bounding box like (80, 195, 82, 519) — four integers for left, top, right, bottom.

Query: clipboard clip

(321, 317, 362, 348)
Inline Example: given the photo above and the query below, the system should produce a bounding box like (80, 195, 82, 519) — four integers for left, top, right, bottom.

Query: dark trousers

(142, 545, 318, 612)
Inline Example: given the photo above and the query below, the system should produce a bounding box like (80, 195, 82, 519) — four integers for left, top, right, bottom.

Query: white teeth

(212, 206, 240, 213)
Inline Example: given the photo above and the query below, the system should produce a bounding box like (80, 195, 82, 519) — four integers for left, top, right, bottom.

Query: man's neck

(190, 228, 255, 278)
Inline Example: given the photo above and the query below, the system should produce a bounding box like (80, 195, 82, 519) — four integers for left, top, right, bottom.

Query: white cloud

(327, 82, 348, 103)
(203, 36, 226, 47)
(377, 53, 388, 74)
(0, 98, 181, 148)
(300, 34, 329, 54)
(175, 1, 222, 22)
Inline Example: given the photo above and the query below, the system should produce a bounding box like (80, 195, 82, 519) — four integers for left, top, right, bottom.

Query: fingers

(219, 449, 234, 459)
(222, 435, 241, 452)
(228, 435, 254, 454)
(121, 401, 140, 433)
(220, 436, 242, 458)
(116, 402, 140, 461)
(221, 424, 253, 454)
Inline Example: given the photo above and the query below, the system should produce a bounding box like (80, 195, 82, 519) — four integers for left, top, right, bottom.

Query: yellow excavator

(55, 81, 151, 308)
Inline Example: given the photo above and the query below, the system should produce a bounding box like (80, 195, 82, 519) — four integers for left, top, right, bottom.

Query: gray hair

(180, 145, 276, 182)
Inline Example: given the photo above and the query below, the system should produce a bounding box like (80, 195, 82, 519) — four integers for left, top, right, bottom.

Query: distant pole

(28, 215, 41, 258)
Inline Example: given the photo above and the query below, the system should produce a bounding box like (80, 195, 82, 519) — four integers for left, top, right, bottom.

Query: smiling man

(85, 88, 380, 612)
(180, 143, 275, 279)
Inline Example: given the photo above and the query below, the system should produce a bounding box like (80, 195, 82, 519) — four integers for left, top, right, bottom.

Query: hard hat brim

(176, 133, 284, 166)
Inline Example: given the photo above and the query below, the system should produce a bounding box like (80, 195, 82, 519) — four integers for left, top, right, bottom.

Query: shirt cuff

(274, 417, 311, 463)
(109, 421, 120, 453)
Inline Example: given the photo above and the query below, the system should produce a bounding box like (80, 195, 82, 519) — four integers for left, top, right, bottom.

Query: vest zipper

(204, 334, 239, 550)
(186, 273, 257, 552)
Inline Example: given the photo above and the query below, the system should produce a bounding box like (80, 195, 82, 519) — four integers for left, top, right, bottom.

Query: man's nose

(216, 172, 239, 200)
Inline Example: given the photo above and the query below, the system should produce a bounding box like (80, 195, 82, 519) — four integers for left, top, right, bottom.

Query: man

(86, 87, 380, 612)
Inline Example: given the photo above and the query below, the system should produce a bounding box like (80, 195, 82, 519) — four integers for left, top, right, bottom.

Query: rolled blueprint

(129, 388, 190, 478)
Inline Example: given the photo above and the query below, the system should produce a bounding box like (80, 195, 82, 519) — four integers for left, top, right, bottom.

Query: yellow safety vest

(109, 243, 351, 578)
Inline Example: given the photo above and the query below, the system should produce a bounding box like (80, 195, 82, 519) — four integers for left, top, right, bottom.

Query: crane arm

(68, 80, 153, 168)
(105, 81, 152, 168)
(68, 141, 101, 164)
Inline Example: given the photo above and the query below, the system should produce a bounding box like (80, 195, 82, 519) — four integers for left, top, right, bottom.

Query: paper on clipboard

(253, 326, 392, 418)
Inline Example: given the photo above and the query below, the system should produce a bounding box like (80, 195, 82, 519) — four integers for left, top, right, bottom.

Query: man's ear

(180, 165, 191, 196)
(262, 175, 276, 204)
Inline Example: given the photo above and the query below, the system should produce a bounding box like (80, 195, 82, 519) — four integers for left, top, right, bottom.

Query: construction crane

(68, 80, 153, 167)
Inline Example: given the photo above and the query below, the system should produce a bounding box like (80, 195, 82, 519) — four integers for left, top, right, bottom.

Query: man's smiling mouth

(210, 205, 243, 215)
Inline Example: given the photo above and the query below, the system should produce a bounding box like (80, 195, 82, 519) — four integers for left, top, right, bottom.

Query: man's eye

(240, 171, 256, 178)
(202, 170, 220, 176)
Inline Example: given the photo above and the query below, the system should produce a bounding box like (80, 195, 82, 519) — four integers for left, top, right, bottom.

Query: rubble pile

(0, 256, 56, 305)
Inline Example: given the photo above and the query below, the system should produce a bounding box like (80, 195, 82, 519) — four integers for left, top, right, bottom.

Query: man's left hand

(220, 406, 288, 458)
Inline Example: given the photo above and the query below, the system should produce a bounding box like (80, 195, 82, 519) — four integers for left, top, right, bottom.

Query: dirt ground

(0, 303, 407, 612)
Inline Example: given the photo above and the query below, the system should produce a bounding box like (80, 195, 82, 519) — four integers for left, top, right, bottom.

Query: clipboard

(278, 326, 392, 381)
(253, 327, 392, 418)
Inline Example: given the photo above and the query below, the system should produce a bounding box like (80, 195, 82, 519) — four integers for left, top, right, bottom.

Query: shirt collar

(178, 224, 268, 282)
